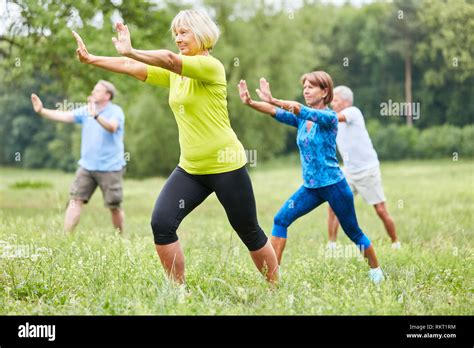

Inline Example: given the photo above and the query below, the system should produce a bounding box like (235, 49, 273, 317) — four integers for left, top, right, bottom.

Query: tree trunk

(405, 54, 413, 127)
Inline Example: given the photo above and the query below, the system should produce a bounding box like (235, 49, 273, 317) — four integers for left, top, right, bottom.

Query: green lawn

(0, 159, 473, 315)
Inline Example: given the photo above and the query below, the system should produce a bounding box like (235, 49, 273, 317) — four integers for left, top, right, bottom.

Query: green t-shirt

(144, 55, 247, 174)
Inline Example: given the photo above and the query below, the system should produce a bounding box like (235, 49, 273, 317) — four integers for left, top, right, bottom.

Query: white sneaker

(391, 241, 401, 250)
(369, 267, 385, 284)
(326, 241, 337, 250)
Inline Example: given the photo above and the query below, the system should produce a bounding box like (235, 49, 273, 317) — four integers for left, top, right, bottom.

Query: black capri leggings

(150, 165, 268, 251)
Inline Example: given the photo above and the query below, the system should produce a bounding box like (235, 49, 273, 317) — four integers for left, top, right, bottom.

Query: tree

(385, 0, 425, 127)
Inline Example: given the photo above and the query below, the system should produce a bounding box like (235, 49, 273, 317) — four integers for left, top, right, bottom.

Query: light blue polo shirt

(72, 102, 126, 172)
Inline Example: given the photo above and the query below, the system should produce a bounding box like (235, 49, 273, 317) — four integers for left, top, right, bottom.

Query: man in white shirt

(328, 86, 400, 249)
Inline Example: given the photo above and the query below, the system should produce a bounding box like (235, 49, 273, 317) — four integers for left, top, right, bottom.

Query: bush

(370, 123, 419, 160)
(10, 180, 53, 189)
(368, 121, 471, 161)
(460, 125, 474, 158)
(417, 125, 463, 159)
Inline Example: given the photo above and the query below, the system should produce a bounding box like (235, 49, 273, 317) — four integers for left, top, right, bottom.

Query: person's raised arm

(336, 113, 347, 122)
(111, 22, 182, 75)
(255, 78, 302, 114)
(238, 80, 299, 128)
(256, 78, 336, 127)
(94, 113, 119, 133)
(87, 96, 119, 133)
(238, 80, 276, 116)
(72, 30, 147, 81)
(31, 94, 74, 123)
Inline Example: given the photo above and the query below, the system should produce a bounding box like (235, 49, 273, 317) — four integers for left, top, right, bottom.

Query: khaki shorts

(343, 165, 386, 205)
(69, 167, 124, 209)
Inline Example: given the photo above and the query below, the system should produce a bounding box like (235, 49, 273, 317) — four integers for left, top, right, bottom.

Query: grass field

(0, 159, 473, 315)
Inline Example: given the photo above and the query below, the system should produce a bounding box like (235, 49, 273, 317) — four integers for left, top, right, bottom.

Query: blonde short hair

(97, 80, 117, 100)
(170, 9, 220, 51)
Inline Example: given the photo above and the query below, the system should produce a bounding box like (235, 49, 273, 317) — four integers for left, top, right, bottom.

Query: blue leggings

(272, 178, 371, 250)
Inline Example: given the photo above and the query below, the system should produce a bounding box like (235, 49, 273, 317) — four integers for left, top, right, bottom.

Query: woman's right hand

(72, 31, 94, 64)
(255, 77, 275, 104)
(31, 93, 43, 113)
(238, 80, 253, 105)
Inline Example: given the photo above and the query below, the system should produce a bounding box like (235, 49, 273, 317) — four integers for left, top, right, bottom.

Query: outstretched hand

(255, 78, 274, 103)
(72, 31, 93, 64)
(112, 22, 133, 56)
(238, 80, 253, 105)
(31, 93, 43, 113)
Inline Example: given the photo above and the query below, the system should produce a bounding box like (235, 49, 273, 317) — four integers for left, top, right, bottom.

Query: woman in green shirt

(72, 9, 278, 284)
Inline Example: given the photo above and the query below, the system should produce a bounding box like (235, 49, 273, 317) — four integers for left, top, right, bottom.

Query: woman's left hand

(112, 22, 133, 56)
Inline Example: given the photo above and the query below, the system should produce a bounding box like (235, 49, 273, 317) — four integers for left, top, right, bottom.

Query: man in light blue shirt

(73, 94, 125, 172)
(31, 80, 126, 232)
(328, 86, 400, 249)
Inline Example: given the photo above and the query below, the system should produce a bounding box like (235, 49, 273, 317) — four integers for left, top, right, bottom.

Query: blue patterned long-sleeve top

(274, 105, 344, 188)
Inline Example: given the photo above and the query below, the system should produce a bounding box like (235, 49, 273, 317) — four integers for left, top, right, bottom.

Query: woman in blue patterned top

(238, 72, 384, 283)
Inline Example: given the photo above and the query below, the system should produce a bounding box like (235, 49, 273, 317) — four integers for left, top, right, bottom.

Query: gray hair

(334, 85, 353, 105)
(98, 80, 117, 100)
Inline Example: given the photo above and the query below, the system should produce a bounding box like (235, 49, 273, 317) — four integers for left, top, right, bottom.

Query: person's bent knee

(374, 202, 386, 213)
(104, 193, 122, 209)
(272, 212, 290, 238)
(151, 220, 178, 245)
(109, 206, 122, 213)
(273, 214, 284, 227)
(351, 233, 371, 251)
(240, 228, 268, 252)
(272, 223, 288, 239)
(150, 217, 179, 246)
(154, 235, 179, 246)
(273, 213, 290, 229)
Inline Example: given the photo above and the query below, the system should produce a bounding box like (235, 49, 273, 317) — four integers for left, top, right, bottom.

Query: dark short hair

(300, 71, 334, 105)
